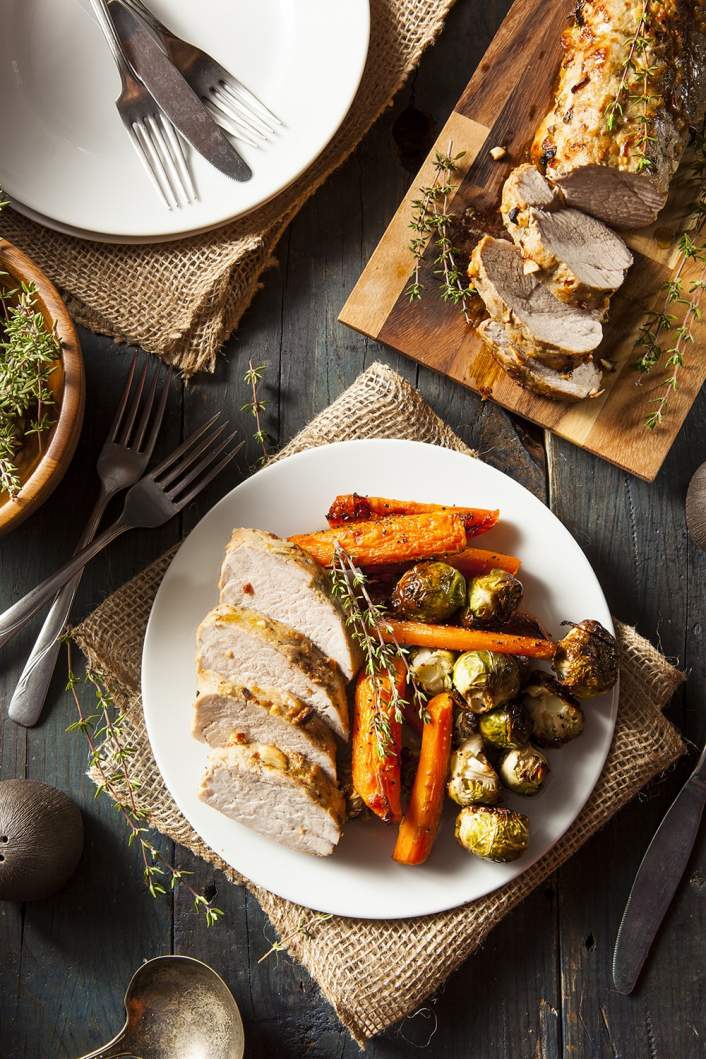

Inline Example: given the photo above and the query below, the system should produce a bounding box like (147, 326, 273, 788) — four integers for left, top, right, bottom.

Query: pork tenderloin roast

(478, 319, 604, 401)
(199, 742, 345, 856)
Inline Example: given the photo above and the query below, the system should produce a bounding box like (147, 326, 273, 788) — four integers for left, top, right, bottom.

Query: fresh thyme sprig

(406, 142, 476, 322)
(634, 134, 706, 429)
(604, 2, 657, 174)
(330, 543, 427, 757)
(242, 359, 271, 465)
(65, 642, 224, 929)
(258, 911, 333, 963)
(0, 278, 60, 497)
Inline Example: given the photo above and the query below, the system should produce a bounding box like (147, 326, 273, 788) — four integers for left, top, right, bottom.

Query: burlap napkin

(0, 0, 455, 375)
(73, 363, 685, 1046)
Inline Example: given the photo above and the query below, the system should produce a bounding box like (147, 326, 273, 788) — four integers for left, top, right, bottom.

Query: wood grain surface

(0, 3, 704, 1057)
(340, 0, 706, 481)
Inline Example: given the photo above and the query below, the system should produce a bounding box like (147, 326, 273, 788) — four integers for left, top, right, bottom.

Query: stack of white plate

(0, 0, 370, 243)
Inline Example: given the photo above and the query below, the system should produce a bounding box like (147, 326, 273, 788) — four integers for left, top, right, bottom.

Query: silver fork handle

(89, 0, 133, 77)
(8, 487, 113, 727)
(0, 519, 129, 651)
(119, 0, 164, 36)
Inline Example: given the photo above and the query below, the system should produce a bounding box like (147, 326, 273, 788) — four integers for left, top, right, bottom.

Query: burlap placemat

(73, 363, 685, 1046)
(0, 0, 455, 375)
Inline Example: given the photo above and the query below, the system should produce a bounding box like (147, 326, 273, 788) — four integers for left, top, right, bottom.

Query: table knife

(612, 740, 706, 994)
(109, 1, 251, 182)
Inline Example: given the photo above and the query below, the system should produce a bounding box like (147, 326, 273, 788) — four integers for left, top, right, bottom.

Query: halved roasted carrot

(379, 619, 556, 659)
(393, 692, 454, 865)
(326, 495, 499, 537)
(445, 545, 521, 577)
(289, 512, 467, 568)
(352, 659, 406, 823)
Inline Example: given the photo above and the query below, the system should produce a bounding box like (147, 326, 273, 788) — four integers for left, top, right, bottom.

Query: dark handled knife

(612, 741, 706, 994)
(110, 1, 251, 182)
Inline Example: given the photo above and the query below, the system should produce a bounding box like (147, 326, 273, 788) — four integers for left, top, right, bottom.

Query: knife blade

(612, 741, 706, 994)
(110, 2, 252, 182)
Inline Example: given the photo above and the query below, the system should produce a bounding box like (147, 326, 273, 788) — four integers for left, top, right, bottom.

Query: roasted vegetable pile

(311, 493, 619, 867)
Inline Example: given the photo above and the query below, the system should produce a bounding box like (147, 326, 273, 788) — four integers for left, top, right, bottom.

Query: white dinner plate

(142, 440, 618, 919)
(0, 0, 369, 242)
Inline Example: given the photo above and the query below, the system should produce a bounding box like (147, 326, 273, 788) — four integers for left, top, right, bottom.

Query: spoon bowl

(79, 955, 245, 1059)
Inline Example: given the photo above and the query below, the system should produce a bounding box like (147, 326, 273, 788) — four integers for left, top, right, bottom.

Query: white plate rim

(142, 439, 619, 919)
(0, 0, 370, 243)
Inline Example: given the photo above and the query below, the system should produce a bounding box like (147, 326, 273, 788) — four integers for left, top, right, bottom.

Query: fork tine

(217, 81, 277, 136)
(210, 87, 273, 140)
(150, 412, 222, 478)
(129, 121, 177, 209)
(132, 363, 159, 451)
(174, 442, 244, 510)
(140, 368, 171, 460)
(205, 99, 263, 149)
(118, 356, 149, 446)
(157, 114, 198, 203)
(167, 428, 239, 498)
(109, 351, 138, 442)
(146, 114, 185, 207)
(220, 75, 284, 127)
(160, 422, 226, 491)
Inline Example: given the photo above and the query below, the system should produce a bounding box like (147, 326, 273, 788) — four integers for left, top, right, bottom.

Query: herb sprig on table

(242, 358, 272, 465)
(330, 544, 427, 758)
(634, 133, 706, 429)
(406, 142, 476, 322)
(0, 276, 60, 498)
(65, 643, 225, 928)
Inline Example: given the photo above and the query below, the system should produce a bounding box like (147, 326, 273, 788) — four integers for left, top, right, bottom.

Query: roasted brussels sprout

(447, 734, 502, 806)
(391, 561, 467, 623)
(552, 619, 618, 698)
(467, 568, 524, 625)
(499, 745, 550, 796)
(455, 805, 530, 862)
(478, 701, 531, 750)
(454, 707, 479, 746)
(452, 650, 521, 714)
(408, 647, 456, 695)
(522, 671, 584, 747)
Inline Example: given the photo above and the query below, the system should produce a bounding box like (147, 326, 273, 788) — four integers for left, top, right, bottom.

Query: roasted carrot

(351, 659, 406, 823)
(393, 692, 454, 865)
(380, 619, 557, 659)
(289, 512, 467, 568)
(326, 494, 499, 537)
(445, 545, 521, 577)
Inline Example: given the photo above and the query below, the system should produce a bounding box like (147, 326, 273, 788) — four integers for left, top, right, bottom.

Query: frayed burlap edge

(72, 364, 685, 1045)
(0, 0, 458, 374)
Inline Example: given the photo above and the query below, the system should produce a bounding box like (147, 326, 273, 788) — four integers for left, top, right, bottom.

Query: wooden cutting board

(339, 0, 706, 481)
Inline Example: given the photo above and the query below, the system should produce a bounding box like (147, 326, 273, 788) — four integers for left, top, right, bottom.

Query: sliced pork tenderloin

(478, 320, 604, 402)
(469, 236, 602, 369)
(199, 742, 345, 856)
(501, 165, 633, 314)
(193, 671, 337, 780)
(219, 528, 360, 681)
(531, 1, 706, 229)
(197, 605, 350, 739)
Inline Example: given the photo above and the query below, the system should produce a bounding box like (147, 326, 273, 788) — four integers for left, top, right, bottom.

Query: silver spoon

(78, 955, 245, 1059)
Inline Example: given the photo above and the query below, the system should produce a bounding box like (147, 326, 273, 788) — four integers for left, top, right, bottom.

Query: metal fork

(118, 0, 283, 148)
(89, 0, 197, 208)
(8, 354, 170, 728)
(0, 416, 242, 651)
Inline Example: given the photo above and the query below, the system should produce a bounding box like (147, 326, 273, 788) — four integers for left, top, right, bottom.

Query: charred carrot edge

(326, 495, 499, 537)
(445, 546, 521, 577)
(380, 619, 557, 659)
(393, 692, 454, 865)
(351, 660, 406, 823)
(289, 511, 467, 568)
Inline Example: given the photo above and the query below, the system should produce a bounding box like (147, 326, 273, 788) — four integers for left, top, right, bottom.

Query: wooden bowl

(0, 239, 84, 536)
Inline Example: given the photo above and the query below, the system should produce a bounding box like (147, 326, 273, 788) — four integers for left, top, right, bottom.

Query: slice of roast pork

(197, 605, 349, 739)
(478, 320, 604, 402)
(193, 671, 337, 780)
(199, 742, 344, 856)
(469, 236, 602, 369)
(501, 164, 633, 313)
(219, 527, 360, 681)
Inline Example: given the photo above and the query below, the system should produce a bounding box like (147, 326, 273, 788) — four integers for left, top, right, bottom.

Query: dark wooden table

(2, 2, 705, 1056)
